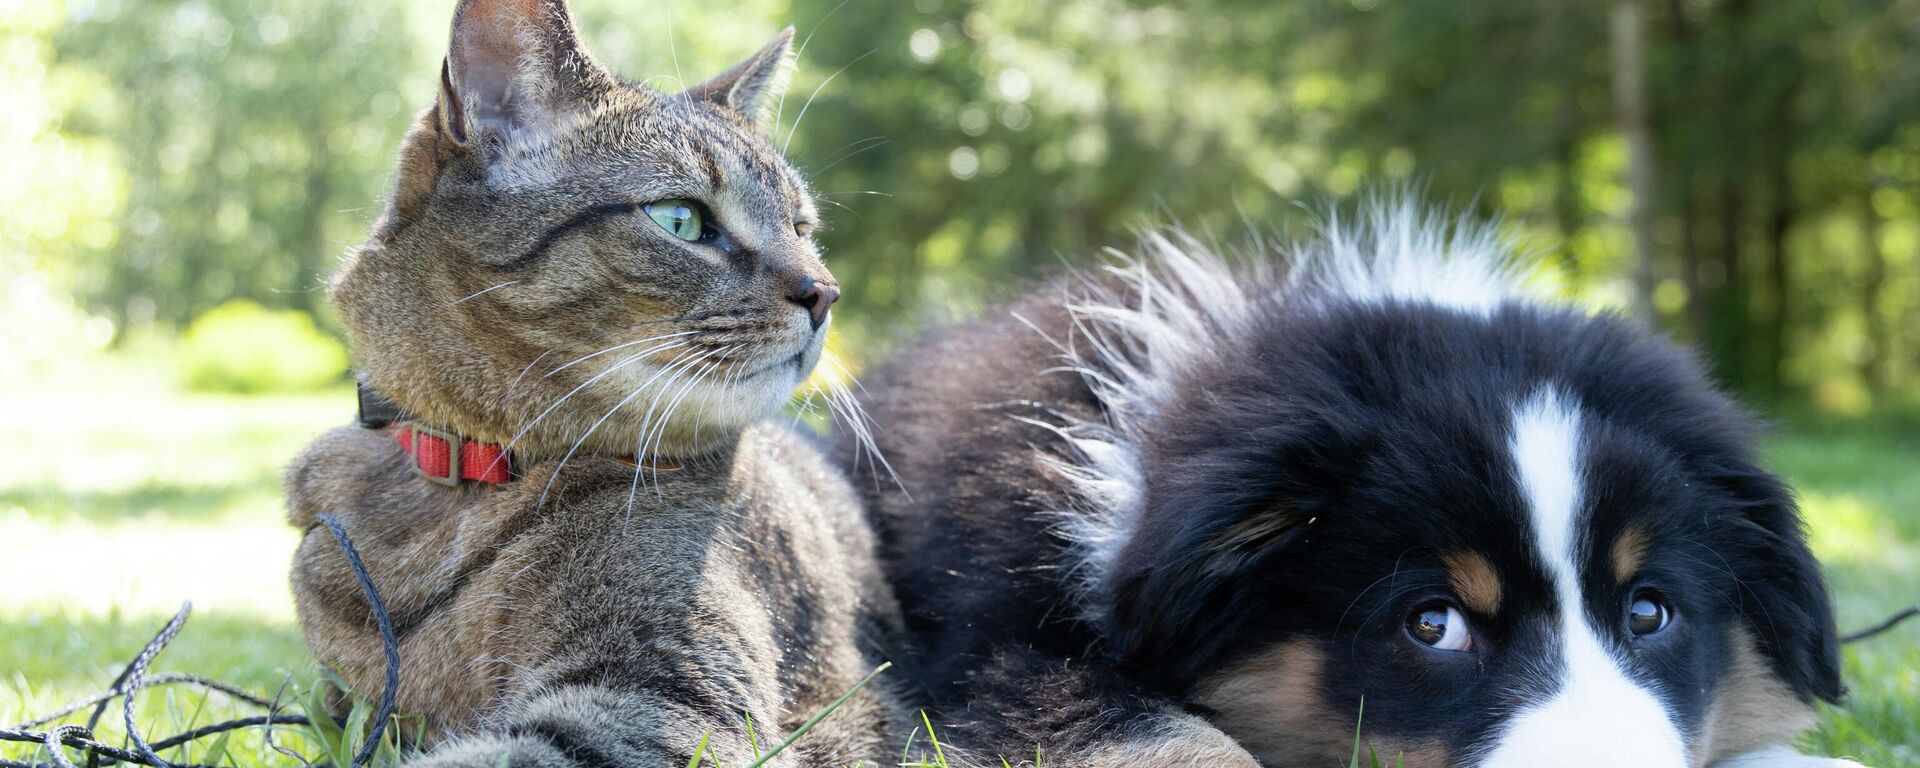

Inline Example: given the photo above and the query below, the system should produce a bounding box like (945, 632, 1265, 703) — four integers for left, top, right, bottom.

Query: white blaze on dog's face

(1476, 390, 1686, 768)
(1068, 217, 1846, 768)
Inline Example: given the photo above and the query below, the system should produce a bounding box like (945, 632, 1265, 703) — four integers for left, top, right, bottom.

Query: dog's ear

(1101, 422, 1354, 689)
(1106, 506, 1308, 685)
(1717, 466, 1844, 704)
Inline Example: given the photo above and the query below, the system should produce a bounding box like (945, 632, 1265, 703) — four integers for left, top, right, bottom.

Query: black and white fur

(846, 201, 1857, 767)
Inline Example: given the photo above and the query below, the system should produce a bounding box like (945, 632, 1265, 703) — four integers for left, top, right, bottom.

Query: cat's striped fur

(287, 1, 906, 765)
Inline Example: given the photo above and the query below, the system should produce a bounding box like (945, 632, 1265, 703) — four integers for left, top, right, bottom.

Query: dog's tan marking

(1213, 512, 1300, 550)
(1193, 641, 1448, 767)
(1611, 524, 1651, 584)
(1443, 550, 1503, 615)
(1205, 513, 1302, 576)
(1695, 628, 1816, 765)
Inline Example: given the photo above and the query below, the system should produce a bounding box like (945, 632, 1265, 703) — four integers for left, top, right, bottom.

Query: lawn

(2, 373, 1916, 766)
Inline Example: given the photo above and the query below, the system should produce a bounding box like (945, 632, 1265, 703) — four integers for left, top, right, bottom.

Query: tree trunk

(1762, 90, 1795, 393)
(1859, 188, 1888, 394)
(1713, 183, 1750, 389)
(1612, 0, 1660, 322)
(1678, 199, 1707, 344)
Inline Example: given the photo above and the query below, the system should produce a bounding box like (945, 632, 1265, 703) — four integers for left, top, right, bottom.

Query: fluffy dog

(847, 203, 1858, 767)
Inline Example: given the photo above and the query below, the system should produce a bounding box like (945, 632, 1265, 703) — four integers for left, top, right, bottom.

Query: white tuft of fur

(1290, 198, 1540, 313)
(1033, 199, 1543, 623)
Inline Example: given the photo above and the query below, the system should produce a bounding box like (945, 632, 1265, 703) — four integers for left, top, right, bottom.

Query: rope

(120, 604, 189, 767)
(1, 517, 403, 768)
(315, 514, 402, 768)
(1840, 604, 1920, 644)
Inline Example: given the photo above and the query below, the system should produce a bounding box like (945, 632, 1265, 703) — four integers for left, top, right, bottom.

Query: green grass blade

(341, 699, 370, 768)
(742, 661, 889, 768)
(918, 710, 948, 768)
(899, 724, 919, 765)
(1347, 697, 1365, 768)
(292, 680, 346, 764)
(686, 730, 712, 768)
(745, 710, 762, 760)
(201, 726, 233, 767)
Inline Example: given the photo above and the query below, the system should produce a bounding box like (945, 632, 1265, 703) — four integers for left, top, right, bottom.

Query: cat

(284, 0, 904, 765)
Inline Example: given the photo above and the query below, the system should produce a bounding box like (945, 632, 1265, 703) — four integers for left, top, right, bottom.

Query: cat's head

(333, 0, 831, 459)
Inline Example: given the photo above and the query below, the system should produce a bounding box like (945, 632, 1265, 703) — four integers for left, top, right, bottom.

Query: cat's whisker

(502, 349, 557, 403)
(812, 197, 864, 220)
(495, 340, 691, 466)
(807, 136, 889, 174)
(817, 351, 907, 497)
(540, 346, 712, 511)
(788, 378, 822, 432)
(815, 190, 893, 198)
(544, 331, 699, 378)
(626, 345, 734, 510)
(782, 48, 877, 156)
(666, 2, 686, 104)
(776, 0, 853, 132)
(642, 345, 741, 492)
(452, 280, 520, 305)
(827, 388, 898, 495)
(689, 346, 750, 453)
(628, 350, 706, 494)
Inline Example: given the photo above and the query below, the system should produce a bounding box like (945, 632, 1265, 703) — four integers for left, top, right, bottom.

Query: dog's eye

(1627, 591, 1672, 637)
(1406, 602, 1473, 652)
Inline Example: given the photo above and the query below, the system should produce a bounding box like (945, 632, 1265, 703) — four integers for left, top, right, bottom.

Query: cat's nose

(787, 277, 839, 330)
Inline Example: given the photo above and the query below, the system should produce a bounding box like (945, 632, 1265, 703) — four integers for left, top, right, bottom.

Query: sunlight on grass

(1803, 490, 1919, 570)
(0, 511, 300, 620)
(1, 365, 342, 767)
(1765, 419, 1920, 766)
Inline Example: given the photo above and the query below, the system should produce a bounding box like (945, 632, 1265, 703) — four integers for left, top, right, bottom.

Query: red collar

(395, 423, 513, 486)
(360, 380, 515, 486)
(360, 379, 680, 487)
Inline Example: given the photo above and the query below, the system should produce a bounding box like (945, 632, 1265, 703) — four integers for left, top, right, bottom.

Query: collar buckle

(407, 423, 464, 487)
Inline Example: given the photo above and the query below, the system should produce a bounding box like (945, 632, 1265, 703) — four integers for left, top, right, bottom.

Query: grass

(1, 369, 1915, 766)
(0, 357, 344, 766)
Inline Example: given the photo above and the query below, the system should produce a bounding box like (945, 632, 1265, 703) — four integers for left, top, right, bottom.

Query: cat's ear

(439, 0, 604, 147)
(686, 27, 796, 132)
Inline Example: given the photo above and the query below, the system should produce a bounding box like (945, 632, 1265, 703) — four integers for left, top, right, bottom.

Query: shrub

(178, 301, 348, 393)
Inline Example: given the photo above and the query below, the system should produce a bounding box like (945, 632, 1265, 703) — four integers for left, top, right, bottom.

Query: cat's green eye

(644, 199, 707, 242)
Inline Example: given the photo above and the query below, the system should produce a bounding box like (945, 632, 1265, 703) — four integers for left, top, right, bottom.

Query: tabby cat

(285, 0, 903, 765)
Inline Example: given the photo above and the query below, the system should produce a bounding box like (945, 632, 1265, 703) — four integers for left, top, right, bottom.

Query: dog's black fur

(842, 219, 1844, 766)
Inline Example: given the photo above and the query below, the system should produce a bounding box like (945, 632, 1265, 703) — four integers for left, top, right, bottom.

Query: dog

(846, 201, 1859, 767)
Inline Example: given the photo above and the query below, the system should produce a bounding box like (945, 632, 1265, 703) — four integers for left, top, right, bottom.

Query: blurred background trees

(9, 5, 1918, 761)
(4, 0, 1917, 408)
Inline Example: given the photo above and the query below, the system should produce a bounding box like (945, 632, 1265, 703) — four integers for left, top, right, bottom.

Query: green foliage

(9, 0, 1917, 403)
(48, 0, 425, 327)
(289, 672, 420, 768)
(178, 300, 348, 393)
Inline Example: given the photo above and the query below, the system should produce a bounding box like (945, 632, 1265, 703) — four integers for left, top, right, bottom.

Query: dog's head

(1058, 211, 1841, 767)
